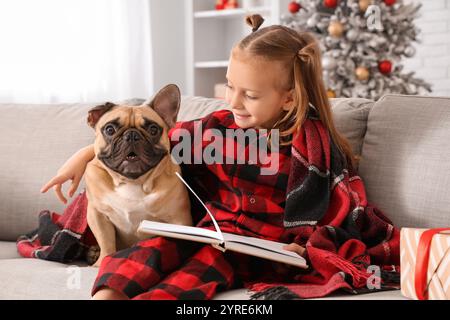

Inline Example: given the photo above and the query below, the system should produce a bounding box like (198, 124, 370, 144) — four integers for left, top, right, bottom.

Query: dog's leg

(87, 204, 117, 267)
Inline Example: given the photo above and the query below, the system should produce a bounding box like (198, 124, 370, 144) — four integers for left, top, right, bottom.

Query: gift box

(400, 228, 450, 300)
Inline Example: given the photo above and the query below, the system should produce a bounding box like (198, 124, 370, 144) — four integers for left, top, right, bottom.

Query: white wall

(150, 0, 187, 95)
(403, 0, 450, 96)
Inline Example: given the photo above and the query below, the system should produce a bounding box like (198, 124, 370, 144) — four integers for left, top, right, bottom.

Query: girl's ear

(282, 89, 295, 111)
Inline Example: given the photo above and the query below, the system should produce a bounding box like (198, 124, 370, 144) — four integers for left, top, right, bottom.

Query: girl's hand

(283, 243, 306, 257)
(40, 145, 95, 204)
(272, 243, 307, 275)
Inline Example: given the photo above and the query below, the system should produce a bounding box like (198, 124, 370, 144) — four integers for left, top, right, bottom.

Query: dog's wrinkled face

(95, 110, 167, 180)
(87, 84, 180, 180)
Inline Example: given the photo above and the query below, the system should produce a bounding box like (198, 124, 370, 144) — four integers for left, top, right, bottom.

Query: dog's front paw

(86, 245, 100, 266)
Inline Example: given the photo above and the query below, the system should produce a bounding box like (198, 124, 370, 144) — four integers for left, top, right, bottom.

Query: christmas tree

(283, 0, 432, 100)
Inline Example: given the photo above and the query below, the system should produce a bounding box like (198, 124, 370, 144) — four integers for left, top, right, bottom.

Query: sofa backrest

(358, 95, 450, 229)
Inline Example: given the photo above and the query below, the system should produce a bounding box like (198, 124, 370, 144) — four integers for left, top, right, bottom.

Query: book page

(175, 172, 224, 242)
(223, 233, 305, 260)
(138, 227, 223, 247)
(139, 220, 222, 241)
(224, 240, 308, 268)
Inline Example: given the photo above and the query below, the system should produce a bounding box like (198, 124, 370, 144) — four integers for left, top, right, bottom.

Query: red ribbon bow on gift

(415, 228, 450, 300)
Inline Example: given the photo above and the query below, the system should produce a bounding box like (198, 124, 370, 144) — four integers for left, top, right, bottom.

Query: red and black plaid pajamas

(91, 110, 299, 299)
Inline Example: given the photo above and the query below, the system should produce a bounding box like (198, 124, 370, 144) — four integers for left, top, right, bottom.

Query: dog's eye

(148, 124, 160, 136)
(104, 125, 116, 136)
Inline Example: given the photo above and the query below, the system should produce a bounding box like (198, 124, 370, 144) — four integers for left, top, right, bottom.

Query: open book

(137, 173, 308, 269)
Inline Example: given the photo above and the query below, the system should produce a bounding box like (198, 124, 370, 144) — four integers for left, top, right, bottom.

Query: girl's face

(225, 51, 293, 129)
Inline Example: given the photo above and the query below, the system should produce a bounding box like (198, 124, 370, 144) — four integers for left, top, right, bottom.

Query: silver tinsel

(282, 0, 432, 100)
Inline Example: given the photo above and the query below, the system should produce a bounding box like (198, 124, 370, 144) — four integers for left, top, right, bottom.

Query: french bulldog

(85, 84, 192, 267)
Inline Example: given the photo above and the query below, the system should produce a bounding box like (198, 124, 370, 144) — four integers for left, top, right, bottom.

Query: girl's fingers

(54, 184, 67, 204)
(68, 177, 80, 198)
(40, 176, 62, 193)
(283, 243, 306, 257)
(41, 175, 74, 204)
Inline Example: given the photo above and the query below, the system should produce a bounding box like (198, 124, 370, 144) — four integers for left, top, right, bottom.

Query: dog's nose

(124, 130, 141, 142)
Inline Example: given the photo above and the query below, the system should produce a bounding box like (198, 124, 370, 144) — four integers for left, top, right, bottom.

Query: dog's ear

(147, 84, 181, 129)
(87, 102, 116, 128)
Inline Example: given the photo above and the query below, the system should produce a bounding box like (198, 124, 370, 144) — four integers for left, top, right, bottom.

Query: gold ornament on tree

(328, 21, 344, 38)
(359, 0, 372, 12)
(327, 89, 337, 98)
(355, 66, 370, 81)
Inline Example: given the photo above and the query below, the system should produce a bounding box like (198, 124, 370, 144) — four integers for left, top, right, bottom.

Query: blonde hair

(235, 15, 360, 170)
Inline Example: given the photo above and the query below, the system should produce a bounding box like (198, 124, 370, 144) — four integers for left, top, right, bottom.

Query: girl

(41, 15, 399, 300)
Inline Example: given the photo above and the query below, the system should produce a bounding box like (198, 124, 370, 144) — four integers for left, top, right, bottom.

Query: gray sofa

(1, 94, 449, 300)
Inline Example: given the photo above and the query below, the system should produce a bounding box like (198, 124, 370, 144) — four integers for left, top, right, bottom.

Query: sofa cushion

(178, 96, 231, 122)
(359, 95, 450, 228)
(0, 99, 144, 241)
(0, 256, 252, 300)
(0, 103, 94, 241)
(0, 241, 21, 259)
(330, 98, 374, 158)
(0, 259, 97, 299)
(0, 254, 406, 300)
(214, 287, 406, 300)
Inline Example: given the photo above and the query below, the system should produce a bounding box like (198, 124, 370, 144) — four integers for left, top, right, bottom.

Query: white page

(175, 172, 224, 242)
(139, 220, 221, 240)
(223, 233, 303, 259)
(223, 241, 308, 268)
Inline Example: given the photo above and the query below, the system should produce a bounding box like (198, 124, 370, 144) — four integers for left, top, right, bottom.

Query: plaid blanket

(91, 108, 400, 300)
(248, 106, 400, 299)
(16, 190, 98, 263)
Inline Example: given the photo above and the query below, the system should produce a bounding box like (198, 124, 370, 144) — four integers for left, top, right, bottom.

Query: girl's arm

(40, 144, 95, 204)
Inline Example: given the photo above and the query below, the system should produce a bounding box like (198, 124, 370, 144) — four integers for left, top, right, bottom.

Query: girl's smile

(233, 113, 251, 121)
